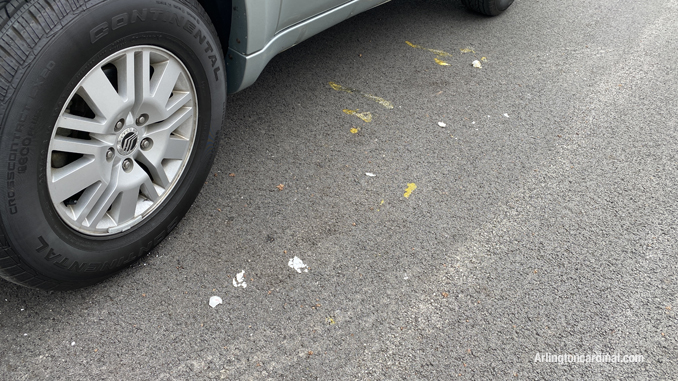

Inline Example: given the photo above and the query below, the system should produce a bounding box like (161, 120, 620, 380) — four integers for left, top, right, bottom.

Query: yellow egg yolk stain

(404, 183, 417, 198)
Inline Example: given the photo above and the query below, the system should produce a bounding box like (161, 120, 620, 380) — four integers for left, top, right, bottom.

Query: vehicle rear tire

(0, 0, 226, 290)
(461, 0, 514, 16)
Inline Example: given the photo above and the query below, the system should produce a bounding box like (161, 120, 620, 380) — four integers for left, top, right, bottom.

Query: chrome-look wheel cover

(47, 46, 198, 236)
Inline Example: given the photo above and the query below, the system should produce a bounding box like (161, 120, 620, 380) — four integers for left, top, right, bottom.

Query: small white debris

(288, 256, 309, 273)
(365, 173, 376, 177)
(71, 342, 75, 346)
(404, 274, 409, 280)
(503, 113, 510, 118)
(472, 60, 482, 68)
(209, 296, 223, 308)
(23, 333, 27, 336)
(472, 121, 476, 125)
(438, 121, 447, 127)
(232, 270, 247, 288)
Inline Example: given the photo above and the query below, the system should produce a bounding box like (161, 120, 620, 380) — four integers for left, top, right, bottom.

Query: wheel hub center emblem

(117, 127, 139, 155)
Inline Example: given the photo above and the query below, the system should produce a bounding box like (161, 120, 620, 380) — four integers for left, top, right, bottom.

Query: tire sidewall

(0, 0, 225, 282)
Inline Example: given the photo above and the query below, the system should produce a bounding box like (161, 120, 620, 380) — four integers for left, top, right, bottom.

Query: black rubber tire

(0, 1, 22, 30)
(461, 0, 514, 16)
(0, 0, 226, 290)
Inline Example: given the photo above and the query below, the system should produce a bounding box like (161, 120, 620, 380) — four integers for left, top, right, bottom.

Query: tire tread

(0, 0, 59, 290)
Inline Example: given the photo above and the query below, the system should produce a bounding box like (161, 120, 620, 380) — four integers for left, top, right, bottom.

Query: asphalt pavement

(1, 0, 677, 379)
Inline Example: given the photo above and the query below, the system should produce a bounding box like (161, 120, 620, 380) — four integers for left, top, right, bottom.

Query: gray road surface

(2, 0, 677, 379)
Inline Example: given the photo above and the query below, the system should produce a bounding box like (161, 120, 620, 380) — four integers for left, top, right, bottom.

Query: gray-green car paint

(225, 0, 391, 94)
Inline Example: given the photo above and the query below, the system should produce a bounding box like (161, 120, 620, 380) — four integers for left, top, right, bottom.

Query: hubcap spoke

(164, 137, 191, 161)
(136, 106, 194, 188)
(47, 46, 197, 236)
(136, 152, 172, 189)
(147, 106, 194, 136)
(117, 51, 137, 104)
(50, 158, 107, 203)
(134, 50, 152, 116)
(109, 183, 142, 225)
(72, 182, 107, 225)
(166, 91, 192, 116)
(152, 60, 183, 109)
(84, 169, 124, 229)
(58, 114, 108, 135)
(51, 135, 109, 156)
(140, 175, 161, 202)
(78, 68, 126, 122)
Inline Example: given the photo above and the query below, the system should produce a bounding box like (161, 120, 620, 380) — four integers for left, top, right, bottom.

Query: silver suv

(0, 0, 513, 289)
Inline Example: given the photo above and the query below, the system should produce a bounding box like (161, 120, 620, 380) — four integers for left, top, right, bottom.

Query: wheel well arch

(196, 0, 232, 50)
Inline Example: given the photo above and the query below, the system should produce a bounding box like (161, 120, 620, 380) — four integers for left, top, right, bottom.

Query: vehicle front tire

(461, 0, 514, 16)
(0, 0, 226, 289)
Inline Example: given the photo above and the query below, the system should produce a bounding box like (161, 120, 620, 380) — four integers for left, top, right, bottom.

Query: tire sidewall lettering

(87, 6, 222, 82)
(4, 60, 55, 215)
